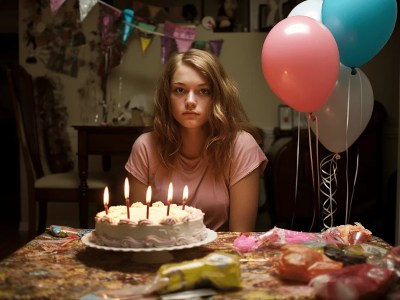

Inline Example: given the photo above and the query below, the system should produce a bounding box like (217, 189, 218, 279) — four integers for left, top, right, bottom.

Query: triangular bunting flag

(173, 25, 196, 52)
(50, 0, 66, 14)
(148, 5, 161, 19)
(208, 39, 224, 57)
(122, 9, 134, 44)
(161, 21, 177, 63)
(192, 41, 206, 50)
(79, 0, 99, 22)
(137, 22, 157, 53)
(99, 3, 121, 52)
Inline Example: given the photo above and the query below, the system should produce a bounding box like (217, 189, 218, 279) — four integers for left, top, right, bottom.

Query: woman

(125, 49, 267, 232)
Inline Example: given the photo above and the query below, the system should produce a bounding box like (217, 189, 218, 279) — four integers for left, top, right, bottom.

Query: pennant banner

(173, 25, 196, 52)
(79, 0, 99, 22)
(161, 21, 178, 64)
(137, 22, 157, 53)
(99, 4, 121, 52)
(192, 41, 206, 50)
(122, 9, 134, 44)
(50, 0, 66, 14)
(209, 39, 224, 57)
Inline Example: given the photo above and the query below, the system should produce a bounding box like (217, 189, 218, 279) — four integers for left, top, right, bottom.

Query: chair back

(6, 64, 45, 180)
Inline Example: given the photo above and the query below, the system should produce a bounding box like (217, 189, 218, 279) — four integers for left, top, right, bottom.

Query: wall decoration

(250, 0, 303, 32)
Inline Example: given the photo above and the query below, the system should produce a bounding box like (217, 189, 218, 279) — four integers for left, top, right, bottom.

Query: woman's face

(170, 64, 212, 130)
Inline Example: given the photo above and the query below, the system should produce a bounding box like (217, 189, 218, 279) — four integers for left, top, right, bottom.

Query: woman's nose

(185, 91, 196, 110)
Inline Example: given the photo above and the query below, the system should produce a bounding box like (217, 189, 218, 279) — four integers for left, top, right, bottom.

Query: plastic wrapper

(321, 222, 372, 247)
(309, 263, 397, 299)
(233, 227, 323, 253)
(324, 245, 367, 266)
(155, 252, 241, 294)
(275, 244, 343, 283)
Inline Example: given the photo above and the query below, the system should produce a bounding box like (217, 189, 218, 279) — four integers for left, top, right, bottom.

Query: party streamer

(320, 153, 339, 230)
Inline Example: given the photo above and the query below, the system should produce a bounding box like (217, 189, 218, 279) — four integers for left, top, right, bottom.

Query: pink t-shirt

(125, 131, 268, 231)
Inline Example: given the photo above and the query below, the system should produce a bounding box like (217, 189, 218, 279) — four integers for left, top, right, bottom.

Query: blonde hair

(152, 49, 260, 171)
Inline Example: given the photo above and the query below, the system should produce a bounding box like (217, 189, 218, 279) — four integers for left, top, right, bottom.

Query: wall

(18, 2, 399, 232)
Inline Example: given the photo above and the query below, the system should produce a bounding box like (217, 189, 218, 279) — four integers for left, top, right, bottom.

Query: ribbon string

(320, 153, 339, 230)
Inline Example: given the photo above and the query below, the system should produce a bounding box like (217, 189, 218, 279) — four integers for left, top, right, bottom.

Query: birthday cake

(90, 201, 208, 248)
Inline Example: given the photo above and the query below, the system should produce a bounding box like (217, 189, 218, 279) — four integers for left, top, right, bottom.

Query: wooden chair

(6, 64, 110, 238)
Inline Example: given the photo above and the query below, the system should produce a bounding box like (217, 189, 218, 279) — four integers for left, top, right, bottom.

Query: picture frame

(250, 0, 304, 32)
(279, 105, 293, 131)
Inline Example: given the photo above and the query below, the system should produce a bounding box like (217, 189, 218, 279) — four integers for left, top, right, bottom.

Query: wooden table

(0, 227, 396, 299)
(72, 125, 147, 228)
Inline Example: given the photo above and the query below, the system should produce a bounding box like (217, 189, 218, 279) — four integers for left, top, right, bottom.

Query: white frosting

(91, 201, 208, 248)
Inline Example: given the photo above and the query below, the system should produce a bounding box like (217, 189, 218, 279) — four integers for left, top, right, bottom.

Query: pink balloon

(311, 65, 374, 153)
(261, 16, 340, 113)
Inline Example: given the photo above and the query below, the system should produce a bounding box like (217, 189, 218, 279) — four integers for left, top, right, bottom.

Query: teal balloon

(122, 9, 135, 43)
(322, 0, 397, 67)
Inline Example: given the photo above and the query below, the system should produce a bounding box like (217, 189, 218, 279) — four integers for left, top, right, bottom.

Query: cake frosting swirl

(90, 201, 208, 248)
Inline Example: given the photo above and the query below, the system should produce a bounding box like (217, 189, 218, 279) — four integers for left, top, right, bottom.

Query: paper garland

(137, 22, 157, 53)
(48, 0, 225, 67)
(122, 9, 134, 44)
(79, 0, 99, 22)
(50, 0, 67, 14)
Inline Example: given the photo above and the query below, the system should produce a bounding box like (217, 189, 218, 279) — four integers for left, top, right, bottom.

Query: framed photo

(250, 0, 304, 32)
(279, 105, 293, 131)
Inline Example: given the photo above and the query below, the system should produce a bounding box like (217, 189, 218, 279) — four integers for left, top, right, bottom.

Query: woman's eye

(199, 89, 210, 95)
(175, 88, 185, 94)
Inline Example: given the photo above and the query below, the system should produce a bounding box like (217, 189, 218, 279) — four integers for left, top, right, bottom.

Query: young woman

(125, 49, 267, 232)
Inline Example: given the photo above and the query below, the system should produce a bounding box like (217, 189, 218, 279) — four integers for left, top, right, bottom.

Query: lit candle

(103, 186, 109, 215)
(124, 177, 130, 219)
(167, 182, 173, 216)
(182, 185, 188, 210)
(146, 185, 152, 219)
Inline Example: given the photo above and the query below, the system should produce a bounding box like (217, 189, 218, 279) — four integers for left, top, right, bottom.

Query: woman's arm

(127, 173, 148, 204)
(229, 167, 260, 232)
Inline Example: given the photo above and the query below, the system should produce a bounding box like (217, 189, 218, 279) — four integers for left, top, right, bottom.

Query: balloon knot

(351, 68, 357, 75)
(309, 112, 316, 122)
(334, 153, 341, 160)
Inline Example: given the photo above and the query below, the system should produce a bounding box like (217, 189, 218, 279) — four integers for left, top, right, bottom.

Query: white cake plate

(81, 229, 217, 263)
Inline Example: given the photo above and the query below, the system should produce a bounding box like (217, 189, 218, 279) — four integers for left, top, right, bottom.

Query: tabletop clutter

(37, 222, 400, 299)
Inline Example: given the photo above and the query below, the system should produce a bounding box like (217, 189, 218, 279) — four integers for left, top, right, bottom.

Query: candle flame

(146, 186, 152, 204)
(124, 177, 129, 199)
(183, 185, 188, 201)
(103, 187, 109, 206)
(167, 182, 173, 203)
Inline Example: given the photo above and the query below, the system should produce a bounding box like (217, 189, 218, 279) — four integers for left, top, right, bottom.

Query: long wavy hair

(152, 49, 260, 172)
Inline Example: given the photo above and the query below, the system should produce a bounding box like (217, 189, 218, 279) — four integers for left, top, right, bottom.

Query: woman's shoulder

(235, 130, 260, 145)
(136, 131, 156, 143)
(133, 131, 157, 149)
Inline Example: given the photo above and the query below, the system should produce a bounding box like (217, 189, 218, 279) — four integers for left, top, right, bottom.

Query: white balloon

(288, 0, 323, 22)
(311, 64, 374, 153)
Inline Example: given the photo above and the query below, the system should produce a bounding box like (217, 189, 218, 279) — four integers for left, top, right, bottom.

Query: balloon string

(307, 113, 319, 231)
(291, 113, 301, 229)
(307, 114, 316, 192)
(345, 73, 351, 223)
(348, 151, 359, 223)
(315, 115, 321, 230)
(320, 153, 339, 230)
(345, 69, 362, 224)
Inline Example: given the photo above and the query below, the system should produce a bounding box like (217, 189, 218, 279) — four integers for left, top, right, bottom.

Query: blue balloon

(322, 0, 397, 67)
